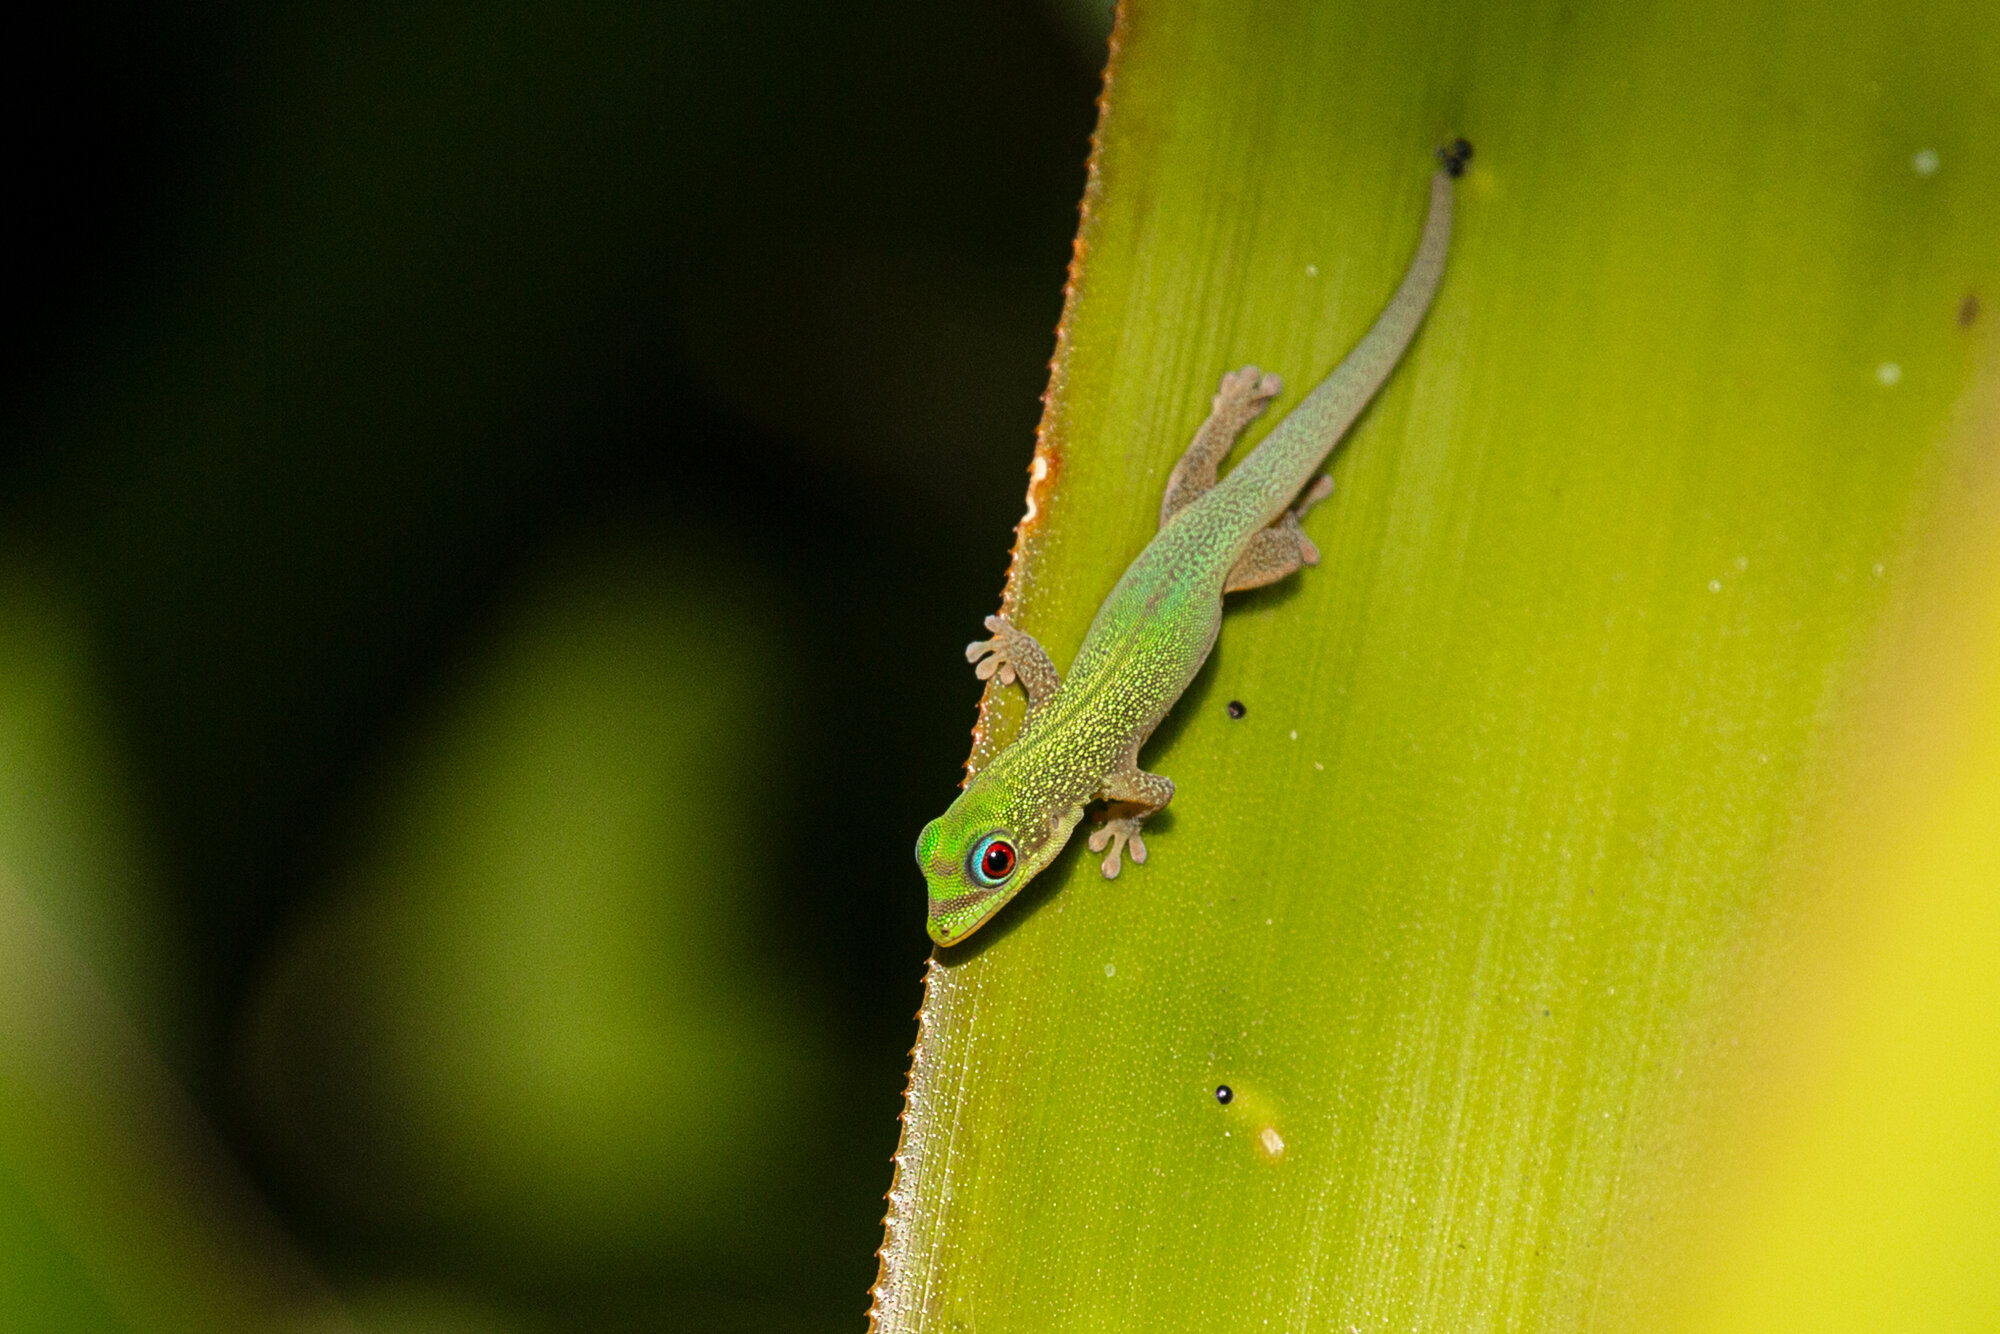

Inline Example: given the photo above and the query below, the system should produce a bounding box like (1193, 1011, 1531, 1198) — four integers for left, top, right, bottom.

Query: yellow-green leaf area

(877, 1, 1997, 1331)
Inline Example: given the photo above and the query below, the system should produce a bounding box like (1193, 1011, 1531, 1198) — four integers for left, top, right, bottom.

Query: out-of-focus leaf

(0, 564, 177, 1041)
(243, 545, 833, 1281)
(0, 563, 332, 1333)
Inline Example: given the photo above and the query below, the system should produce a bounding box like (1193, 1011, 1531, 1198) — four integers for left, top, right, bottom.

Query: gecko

(916, 144, 1467, 947)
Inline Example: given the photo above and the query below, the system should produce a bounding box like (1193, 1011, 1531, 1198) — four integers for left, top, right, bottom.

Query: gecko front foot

(1087, 816, 1149, 879)
(965, 614, 1061, 710)
(965, 614, 1023, 686)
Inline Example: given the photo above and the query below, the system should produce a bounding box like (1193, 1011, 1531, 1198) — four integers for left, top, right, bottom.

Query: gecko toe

(1090, 818, 1147, 879)
(1216, 366, 1268, 409)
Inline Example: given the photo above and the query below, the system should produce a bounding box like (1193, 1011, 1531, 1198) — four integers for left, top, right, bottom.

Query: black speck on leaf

(1960, 292, 1980, 327)
(1215, 1084, 1234, 1105)
(1226, 700, 1246, 719)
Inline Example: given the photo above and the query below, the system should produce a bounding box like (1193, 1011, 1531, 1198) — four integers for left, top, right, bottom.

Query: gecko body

(917, 161, 1460, 947)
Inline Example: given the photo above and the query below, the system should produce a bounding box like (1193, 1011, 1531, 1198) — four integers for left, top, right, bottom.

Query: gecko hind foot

(1289, 475, 1334, 567)
(1296, 473, 1334, 517)
(1087, 817, 1149, 879)
(965, 614, 1021, 686)
(1215, 366, 1283, 418)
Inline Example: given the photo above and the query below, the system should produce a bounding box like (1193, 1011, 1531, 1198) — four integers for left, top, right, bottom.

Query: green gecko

(917, 149, 1465, 947)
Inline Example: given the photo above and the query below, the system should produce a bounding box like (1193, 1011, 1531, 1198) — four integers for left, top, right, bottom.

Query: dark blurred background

(0, 0, 1105, 1327)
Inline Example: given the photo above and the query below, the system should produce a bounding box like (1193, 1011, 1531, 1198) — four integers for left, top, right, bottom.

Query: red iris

(979, 838, 1016, 882)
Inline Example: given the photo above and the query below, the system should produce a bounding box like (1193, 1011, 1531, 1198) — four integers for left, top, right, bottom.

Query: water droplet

(1876, 361, 1903, 386)
(1912, 148, 1940, 177)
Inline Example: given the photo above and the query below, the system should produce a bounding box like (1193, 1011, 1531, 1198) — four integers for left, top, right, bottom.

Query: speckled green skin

(919, 171, 1456, 946)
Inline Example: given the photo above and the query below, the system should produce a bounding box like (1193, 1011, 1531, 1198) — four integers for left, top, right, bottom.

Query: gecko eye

(969, 834, 1017, 887)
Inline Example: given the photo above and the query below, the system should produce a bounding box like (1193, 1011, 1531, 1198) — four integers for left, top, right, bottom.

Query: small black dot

(1226, 700, 1246, 719)
(1214, 1084, 1233, 1105)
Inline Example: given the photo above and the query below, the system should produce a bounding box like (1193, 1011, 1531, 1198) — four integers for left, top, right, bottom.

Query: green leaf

(0, 570, 317, 1333)
(241, 547, 837, 1276)
(875, 1, 1999, 1328)
(1618, 381, 2000, 1331)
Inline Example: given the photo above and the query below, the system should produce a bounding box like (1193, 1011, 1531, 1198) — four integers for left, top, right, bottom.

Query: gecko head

(916, 783, 1082, 947)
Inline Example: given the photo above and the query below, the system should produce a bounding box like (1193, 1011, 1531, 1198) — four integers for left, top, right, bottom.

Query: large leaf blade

(877, 1, 1998, 1328)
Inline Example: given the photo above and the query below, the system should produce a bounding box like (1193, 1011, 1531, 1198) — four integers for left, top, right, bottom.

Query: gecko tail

(1235, 161, 1457, 510)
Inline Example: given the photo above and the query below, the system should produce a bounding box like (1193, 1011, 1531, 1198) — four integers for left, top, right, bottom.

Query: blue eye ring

(968, 833, 1018, 887)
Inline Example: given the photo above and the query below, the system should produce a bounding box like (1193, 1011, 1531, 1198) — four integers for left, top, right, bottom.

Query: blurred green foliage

(0, 1160, 124, 1333)
(0, 0, 1100, 1328)
(244, 548, 830, 1273)
(0, 565, 175, 1040)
